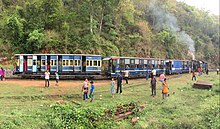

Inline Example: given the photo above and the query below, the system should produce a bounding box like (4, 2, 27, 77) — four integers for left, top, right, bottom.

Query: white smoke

(147, 0, 195, 59)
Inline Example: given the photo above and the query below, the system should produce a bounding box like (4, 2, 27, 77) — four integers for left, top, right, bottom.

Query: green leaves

(26, 30, 44, 53)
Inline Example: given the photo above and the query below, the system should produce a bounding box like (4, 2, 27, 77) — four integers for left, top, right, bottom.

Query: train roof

(15, 54, 102, 56)
(103, 56, 191, 61)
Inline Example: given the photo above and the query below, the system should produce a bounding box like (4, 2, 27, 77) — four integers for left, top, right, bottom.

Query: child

(110, 78, 115, 98)
(82, 79, 89, 100)
(55, 72, 59, 86)
(162, 78, 169, 99)
(89, 81, 95, 102)
(192, 71, 196, 81)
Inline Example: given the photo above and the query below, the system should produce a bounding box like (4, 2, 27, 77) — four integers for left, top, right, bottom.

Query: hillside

(0, 0, 219, 66)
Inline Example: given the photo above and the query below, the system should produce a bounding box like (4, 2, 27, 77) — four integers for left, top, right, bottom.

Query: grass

(0, 72, 219, 128)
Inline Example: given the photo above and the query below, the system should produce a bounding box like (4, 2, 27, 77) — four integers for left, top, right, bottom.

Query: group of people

(82, 79, 95, 102)
(0, 67, 5, 81)
(150, 72, 169, 99)
(44, 70, 59, 87)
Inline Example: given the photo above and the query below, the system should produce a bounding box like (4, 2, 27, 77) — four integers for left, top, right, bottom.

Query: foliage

(0, 0, 218, 66)
(47, 104, 114, 129)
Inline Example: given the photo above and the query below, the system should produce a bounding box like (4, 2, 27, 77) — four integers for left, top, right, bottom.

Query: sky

(177, 0, 219, 15)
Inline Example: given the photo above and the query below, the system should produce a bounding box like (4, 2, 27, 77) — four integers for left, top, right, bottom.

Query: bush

(46, 104, 115, 129)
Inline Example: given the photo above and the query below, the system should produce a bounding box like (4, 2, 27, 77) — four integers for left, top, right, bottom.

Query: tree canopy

(0, 0, 219, 66)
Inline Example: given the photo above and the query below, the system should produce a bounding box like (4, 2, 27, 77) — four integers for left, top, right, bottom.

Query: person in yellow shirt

(162, 78, 169, 99)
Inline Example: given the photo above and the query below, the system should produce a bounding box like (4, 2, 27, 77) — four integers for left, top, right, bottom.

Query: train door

(32, 55, 37, 72)
(58, 55, 62, 72)
(50, 55, 58, 72)
(37, 56, 41, 72)
(112, 59, 117, 73)
(47, 55, 51, 71)
(27, 56, 33, 72)
(82, 56, 86, 72)
(23, 56, 28, 72)
(41, 55, 47, 71)
(19, 55, 24, 72)
(165, 61, 172, 74)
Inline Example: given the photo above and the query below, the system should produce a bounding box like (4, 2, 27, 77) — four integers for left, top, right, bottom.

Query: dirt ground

(1, 80, 112, 87)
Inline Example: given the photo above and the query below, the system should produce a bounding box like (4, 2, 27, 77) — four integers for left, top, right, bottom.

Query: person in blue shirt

(55, 72, 59, 86)
(89, 81, 95, 102)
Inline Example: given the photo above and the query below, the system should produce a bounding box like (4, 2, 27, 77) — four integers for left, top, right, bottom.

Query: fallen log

(72, 100, 81, 105)
(115, 111, 133, 121)
(114, 103, 147, 121)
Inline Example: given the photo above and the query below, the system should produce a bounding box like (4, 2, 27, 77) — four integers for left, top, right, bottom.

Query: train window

(51, 60, 54, 66)
(140, 60, 144, 68)
(63, 60, 66, 66)
(54, 60, 57, 66)
(147, 60, 151, 68)
(70, 60, 74, 66)
(98, 61, 101, 67)
(33, 60, 36, 65)
(87, 60, 90, 66)
(119, 59, 125, 69)
(90, 60, 93, 66)
(16, 59, 19, 66)
(28, 59, 32, 66)
(94, 60, 97, 66)
(75, 60, 78, 66)
(130, 59, 135, 68)
(41, 60, 46, 66)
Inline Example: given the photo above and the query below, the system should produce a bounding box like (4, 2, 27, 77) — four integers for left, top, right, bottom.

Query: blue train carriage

(150, 58, 165, 75)
(181, 60, 191, 73)
(199, 60, 208, 73)
(14, 54, 102, 75)
(165, 59, 183, 74)
(84, 55, 102, 75)
(103, 56, 154, 78)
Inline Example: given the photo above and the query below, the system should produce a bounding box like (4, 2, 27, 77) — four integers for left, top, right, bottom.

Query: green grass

(0, 72, 219, 128)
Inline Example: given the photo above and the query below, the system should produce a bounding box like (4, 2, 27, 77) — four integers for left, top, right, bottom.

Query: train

(14, 54, 208, 79)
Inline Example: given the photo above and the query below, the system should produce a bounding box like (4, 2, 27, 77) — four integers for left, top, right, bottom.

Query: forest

(0, 0, 219, 66)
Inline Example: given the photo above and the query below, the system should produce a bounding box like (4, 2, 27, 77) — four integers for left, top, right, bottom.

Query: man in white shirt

(45, 70, 50, 87)
(152, 69, 156, 77)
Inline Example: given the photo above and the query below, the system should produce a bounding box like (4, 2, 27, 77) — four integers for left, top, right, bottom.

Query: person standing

(217, 68, 219, 75)
(146, 70, 149, 80)
(151, 76, 157, 96)
(0, 68, 2, 81)
(162, 78, 169, 99)
(89, 81, 95, 102)
(152, 68, 156, 78)
(124, 69, 129, 84)
(206, 69, 209, 75)
(116, 74, 123, 94)
(82, 79, 89, 100)
(44, 70, 50, 87)
(198, 67, 201, 76)
(192, 71, 196, 81)
(55, 71, 59, 86)
(110, 78, 115, 98)
(159, 72, 165, 83)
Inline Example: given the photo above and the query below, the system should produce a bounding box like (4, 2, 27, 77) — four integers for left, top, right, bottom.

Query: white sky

(177, 0, 219, 15)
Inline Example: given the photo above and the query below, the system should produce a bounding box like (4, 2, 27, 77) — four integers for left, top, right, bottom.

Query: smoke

(147, 0, 195, 59)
